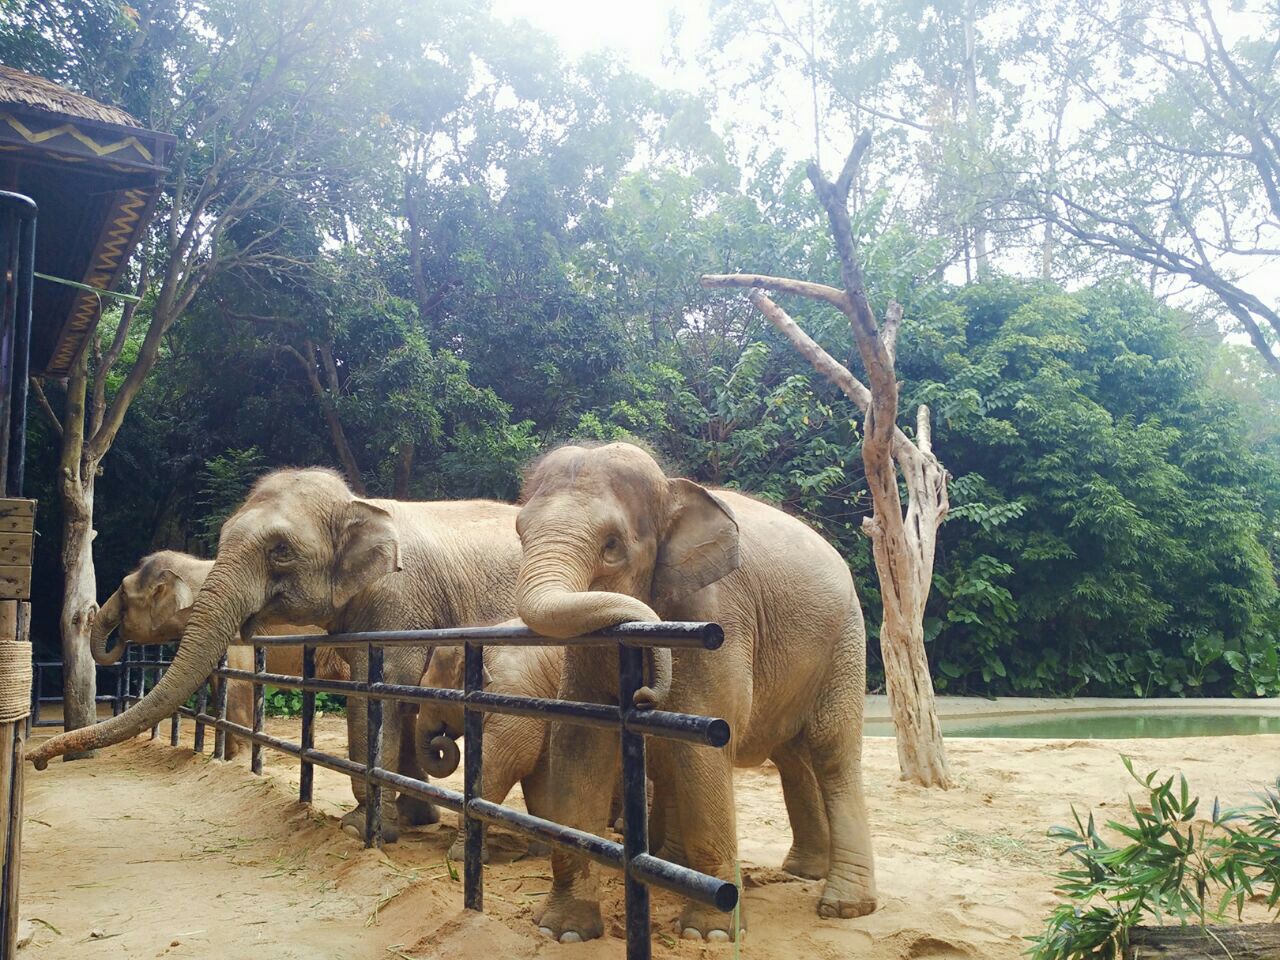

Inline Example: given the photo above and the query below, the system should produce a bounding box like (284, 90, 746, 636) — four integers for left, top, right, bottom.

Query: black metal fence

(165, 622, 738, 959)
(28, 644, 176, 730)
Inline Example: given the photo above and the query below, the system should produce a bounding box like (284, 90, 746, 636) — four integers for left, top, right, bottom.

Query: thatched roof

(0, 64, 138, 129)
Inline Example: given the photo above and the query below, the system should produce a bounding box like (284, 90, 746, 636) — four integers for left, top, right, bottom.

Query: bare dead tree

(702, 130, 951, 788)
(1040, 0, 1280, 373)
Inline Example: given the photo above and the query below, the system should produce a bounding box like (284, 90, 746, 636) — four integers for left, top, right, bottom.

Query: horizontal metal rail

(214, 669, 730, 747)
(149, 621, 737, 960)
(242, 620, 725, 650)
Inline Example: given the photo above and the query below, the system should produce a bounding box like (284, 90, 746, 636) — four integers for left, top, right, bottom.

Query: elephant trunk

(29, 557, 264, 769)
(90, 588, 125, 665)
(418, 732, 461, 777)
(516, 533, 671, 708)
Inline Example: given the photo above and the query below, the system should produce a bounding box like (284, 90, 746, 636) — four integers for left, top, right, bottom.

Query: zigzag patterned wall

(49, 188, 149, 374)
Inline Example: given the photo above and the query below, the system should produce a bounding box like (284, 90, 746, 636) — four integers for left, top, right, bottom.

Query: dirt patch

(18, 719, 1280, 959)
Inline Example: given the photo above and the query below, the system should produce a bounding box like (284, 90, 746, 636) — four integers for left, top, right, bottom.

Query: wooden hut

(0, 64, 172, 959)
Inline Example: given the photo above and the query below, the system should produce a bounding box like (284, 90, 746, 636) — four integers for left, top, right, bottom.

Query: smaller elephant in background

(92, 550, 349, 760)
(415, 640, 560, 861)
(415, 640, 647, 862)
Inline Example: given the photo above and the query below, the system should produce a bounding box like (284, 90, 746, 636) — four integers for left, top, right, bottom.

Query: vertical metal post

(113, 653, 125, 717)
(193, 680, 207, 754)
(463, 641, 485, 911)
(6, 207, 32, 497)
(251, 645, 265, 775)
(299, 645, 315, 804)
(149, 646, 161, 740)
(211, 653, 229, 760)
(29, 667, 40, 730)
(618, 644, 651, 960)
(364, 644, 383, 848)
(169, 709, 179, 746)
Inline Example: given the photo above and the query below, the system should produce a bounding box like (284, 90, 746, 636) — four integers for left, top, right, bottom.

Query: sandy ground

(15, 719, 1280, 960)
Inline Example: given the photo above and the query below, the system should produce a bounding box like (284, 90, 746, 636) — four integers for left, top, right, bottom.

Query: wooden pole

(0, 600, 29, 958)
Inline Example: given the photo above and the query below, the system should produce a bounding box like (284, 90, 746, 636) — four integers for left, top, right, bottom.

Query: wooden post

(0, 498, 36, 959)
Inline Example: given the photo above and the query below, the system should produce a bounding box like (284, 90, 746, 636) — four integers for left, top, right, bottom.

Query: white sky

(492, 1, 699, 88)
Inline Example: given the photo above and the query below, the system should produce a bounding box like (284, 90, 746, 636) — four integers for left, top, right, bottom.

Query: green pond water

(865, 712, 1280, 739)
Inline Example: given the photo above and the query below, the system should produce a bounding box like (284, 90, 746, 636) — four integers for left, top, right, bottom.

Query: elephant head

(30, 468, 400, 769)
(91, 551, 211, 665)
(514, 442, 739, 707)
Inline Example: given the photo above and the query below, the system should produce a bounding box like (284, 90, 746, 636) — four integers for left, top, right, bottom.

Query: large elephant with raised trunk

(31, 468, 523, 843)
(91, 550, 348, 761)
(515, 442, 876, 942)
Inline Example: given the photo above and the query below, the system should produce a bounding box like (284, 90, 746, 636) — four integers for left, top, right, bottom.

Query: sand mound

(19, 719, 1280, 959)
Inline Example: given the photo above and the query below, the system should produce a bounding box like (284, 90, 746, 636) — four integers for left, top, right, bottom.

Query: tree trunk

(867, 407, 949, 786)
(55, 349, 98, 755)
(700, 129, 953, 788)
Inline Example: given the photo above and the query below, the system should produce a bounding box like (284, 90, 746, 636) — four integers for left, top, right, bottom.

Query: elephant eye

(269, 541, 295, 565)
(602, 535, 625, 561)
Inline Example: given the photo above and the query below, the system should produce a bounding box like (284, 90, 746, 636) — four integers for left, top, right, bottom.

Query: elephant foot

(448, 833, 490, 864)
(678, 902, 742, 943)
(781, 847, 829, 880)
(536, 891, 603, 943)
(817, 873, 876, 919)
(396, 794, 440, 827)
(340, 804, 400, 844)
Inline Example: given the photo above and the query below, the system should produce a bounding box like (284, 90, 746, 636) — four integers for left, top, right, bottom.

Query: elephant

(414, 641, 560, 861)
(31, 467, 524, 844)
(90, 550, 348, 761)
(514, 442, 876, 942)
(415, 640, 649, 862)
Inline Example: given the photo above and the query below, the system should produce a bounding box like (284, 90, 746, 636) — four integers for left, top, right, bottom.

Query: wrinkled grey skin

(90, 550, 346, 761)
(32, 469, 523, 845)
(515, 443, 875, 942)
(415, 639, 647, 863)
(415, 639, 560, 861)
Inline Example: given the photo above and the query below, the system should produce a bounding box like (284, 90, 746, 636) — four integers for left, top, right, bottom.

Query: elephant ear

(333, 500, 401, 609)
(151, 570, 195, 637)
(652, 478, 740, 605)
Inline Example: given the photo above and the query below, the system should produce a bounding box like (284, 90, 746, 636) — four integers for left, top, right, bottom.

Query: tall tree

(1034, 0, 1280, 373)
(704, 132, 952, 788)
(6, 0, 388, 741)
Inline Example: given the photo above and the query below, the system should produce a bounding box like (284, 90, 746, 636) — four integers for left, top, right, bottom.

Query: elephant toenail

(681, 928, 703, 941)
(559, 932, 582, 943)
(707, 930, 730, 943)
(538, 927, 555, 938)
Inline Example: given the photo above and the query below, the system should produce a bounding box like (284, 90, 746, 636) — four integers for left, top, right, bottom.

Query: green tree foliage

(907, 281, 1280, 697)
(4, 0, 1279, 701)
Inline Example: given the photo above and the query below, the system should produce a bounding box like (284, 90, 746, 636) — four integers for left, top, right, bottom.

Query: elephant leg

(772, 737, 829, 879)
(519, 753, 553, 857)
(648, 760, 688, 866)
(535, 719, 619, 943)
(224, 677, 252, 762)
(446, 715, 529, 863)
(395, 706, 439, 828)
(663, 741, 741, 942)
(805, 618, 876, 919)
(339, 649, 400, 842)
